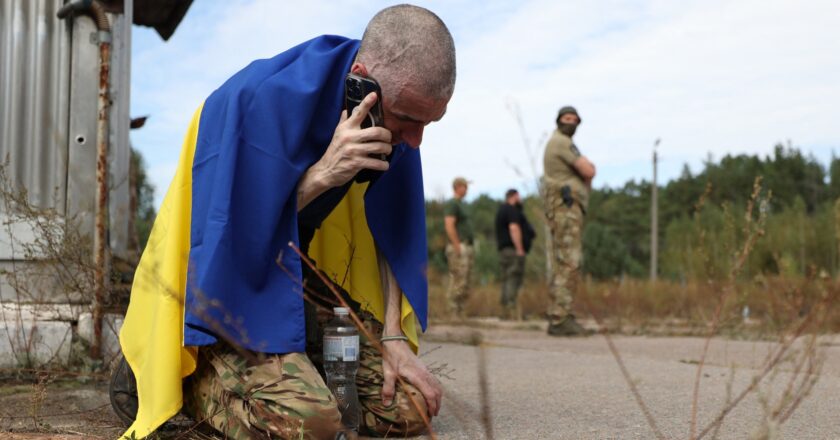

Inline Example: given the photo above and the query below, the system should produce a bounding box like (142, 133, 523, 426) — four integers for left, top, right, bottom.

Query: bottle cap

(334, 307, 349, 315)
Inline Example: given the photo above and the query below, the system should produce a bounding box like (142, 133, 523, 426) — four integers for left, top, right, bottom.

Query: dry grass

(429, 273, 840, 337)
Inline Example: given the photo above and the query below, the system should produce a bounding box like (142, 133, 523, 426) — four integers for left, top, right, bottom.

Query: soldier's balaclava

(556, 106, 581, 137)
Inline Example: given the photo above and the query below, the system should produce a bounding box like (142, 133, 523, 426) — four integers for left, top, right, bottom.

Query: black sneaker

(109, 355, 138, 427)
(547, 316, 590, 336)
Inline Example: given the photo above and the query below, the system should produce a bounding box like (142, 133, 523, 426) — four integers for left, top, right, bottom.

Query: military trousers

(183, 312, 429, 440)
(543, 186, 584, 321)
(444, 243, 474, 315)
(498, 247, 526, 308)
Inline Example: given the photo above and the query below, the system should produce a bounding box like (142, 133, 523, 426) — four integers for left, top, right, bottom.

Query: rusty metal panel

(0, 0, 72, 212)
(0, 0, 132, 302)
(65, 13, 98, 247)
(109, 4, 132, 257)
(65, 7, 132, 260)
(0, 1, 132, 261)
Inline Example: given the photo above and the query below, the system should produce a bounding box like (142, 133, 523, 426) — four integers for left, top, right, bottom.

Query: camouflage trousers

(183, 312, 428, 439)
(498, 247, 525, 308)
(444, 243, 474, 315)
(544, 186, 584, 321)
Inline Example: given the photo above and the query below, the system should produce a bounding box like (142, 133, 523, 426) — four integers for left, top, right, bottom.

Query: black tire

(109, 354, 139, 427)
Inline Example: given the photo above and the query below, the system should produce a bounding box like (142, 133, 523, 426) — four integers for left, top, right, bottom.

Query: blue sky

(130, 0, 840, 206)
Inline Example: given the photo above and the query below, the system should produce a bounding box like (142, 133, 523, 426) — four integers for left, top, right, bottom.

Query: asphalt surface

(416, 322, 840, 440)
(3, 321, 838, 439)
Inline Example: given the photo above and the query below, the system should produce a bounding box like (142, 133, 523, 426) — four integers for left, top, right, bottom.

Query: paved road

(417, 323, 840, 440)
(3, 322, 838, 439)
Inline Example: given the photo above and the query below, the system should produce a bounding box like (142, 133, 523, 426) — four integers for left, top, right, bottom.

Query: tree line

(427, 143, 840, 282)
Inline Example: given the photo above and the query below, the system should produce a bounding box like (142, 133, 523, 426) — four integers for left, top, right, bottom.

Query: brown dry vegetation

(429, 273, 840, 337)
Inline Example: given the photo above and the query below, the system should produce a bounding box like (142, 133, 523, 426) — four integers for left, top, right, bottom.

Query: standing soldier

(495, 189, 536, 320)
(542, 106, 595, 336)
(444, 177, 474, 318)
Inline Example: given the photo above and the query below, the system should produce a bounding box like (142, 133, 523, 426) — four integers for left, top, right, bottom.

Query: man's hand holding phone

(297, 92, 391, 210)
(312, 92, 392, 189)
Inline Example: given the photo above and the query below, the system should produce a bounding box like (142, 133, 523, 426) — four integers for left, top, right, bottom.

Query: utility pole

(650, 138, 661, 282)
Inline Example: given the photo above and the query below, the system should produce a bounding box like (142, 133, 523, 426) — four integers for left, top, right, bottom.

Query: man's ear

(350, 62, 369, 77)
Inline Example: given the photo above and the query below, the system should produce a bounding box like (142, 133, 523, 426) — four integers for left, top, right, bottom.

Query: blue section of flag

(183, 35, 429, 353)
(366, 145, 429, 329)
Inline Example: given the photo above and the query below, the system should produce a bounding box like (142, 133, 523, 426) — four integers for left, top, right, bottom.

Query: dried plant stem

(274, 255, 342, 310)
(772, 333, 817, 420)
(690, 177, 767, 440)
(709, 365, 736, 440)
(689, 289, 728, 439)
(477, 342, 495, 440)
(174, 404, 233, 440)
(694, 292, 829, 440)
(584, 302, 666, 440)
(777, 345, 820, 424)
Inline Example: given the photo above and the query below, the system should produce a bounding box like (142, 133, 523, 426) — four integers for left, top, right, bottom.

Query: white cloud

(131, 0, 840, 207)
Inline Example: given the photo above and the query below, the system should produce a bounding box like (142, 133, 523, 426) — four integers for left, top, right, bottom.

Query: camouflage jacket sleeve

(546, 132, 580, 166)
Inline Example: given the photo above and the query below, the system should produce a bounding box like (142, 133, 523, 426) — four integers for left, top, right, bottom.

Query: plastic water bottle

(324, 307, 360, 433)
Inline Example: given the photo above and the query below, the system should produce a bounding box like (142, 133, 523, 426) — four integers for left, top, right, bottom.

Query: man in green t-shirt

(542, 106, 595, 336)
(443, 176, 474, 318)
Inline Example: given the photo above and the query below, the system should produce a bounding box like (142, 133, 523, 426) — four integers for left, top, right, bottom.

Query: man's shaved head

(358, 4, 456, 100)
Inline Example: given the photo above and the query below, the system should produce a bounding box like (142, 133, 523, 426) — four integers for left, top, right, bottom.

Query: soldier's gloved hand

(381, 339, 442, 417)
(311, 92, 392, 189)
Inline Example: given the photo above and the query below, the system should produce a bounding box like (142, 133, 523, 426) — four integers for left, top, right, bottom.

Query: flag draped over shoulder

(119, 35, 430, 439)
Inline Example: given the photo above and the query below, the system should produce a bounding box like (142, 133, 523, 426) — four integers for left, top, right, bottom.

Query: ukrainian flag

(118, 35, 429, 439)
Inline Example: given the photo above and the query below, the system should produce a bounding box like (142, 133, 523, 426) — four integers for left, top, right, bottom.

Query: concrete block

(0, 303, 87, 322)
(77, 312, 124, 362)
(0, 260, 87, 303)
(0, 320, 72, 368)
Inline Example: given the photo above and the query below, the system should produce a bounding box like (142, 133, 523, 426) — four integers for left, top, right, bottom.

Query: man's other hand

(381, 340, 443, 417)
(315, 92, 393, 188)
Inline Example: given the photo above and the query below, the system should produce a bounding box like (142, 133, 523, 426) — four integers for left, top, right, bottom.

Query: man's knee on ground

(249, 396, 343, 439)
(362, 383, 429, 437)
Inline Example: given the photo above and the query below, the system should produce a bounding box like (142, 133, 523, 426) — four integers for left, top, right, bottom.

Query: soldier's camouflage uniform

(443, 196, 474, 316)
(183, 343, 341, 440)
(183, 268, 428, 440)
(444, 243, 474, 315)
(542, 129, 589, 321)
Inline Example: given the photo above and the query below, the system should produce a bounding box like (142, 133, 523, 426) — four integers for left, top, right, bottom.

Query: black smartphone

(345, 73, 390, 182)
(345, 73, 384, 130)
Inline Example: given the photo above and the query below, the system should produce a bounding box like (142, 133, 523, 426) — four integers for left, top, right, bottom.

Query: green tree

(130, 148, 156, 252)
(582, 222, 642, 279)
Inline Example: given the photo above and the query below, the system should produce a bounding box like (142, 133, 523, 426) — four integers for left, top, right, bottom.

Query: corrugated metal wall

(109, 5, 132, 255)
(0, 0, 71, 211)
(0, 0, 132, 301)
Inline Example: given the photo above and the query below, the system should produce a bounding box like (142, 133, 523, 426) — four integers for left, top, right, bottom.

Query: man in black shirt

(495, 189, 535, 320)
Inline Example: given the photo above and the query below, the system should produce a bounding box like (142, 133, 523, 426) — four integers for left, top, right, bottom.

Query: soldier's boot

(547, 315, 590, 337)
(109, 355, 138, 427)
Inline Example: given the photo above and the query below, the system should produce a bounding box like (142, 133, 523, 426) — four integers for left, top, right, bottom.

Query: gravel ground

(2, 322, 838, 439)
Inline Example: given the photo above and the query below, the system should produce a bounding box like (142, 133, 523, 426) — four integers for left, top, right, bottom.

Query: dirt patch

(0, 380, 122, 439)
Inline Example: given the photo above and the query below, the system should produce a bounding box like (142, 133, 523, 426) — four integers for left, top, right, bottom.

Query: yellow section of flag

(308, 182, 419, 351)
(118, 104, 203, 439)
